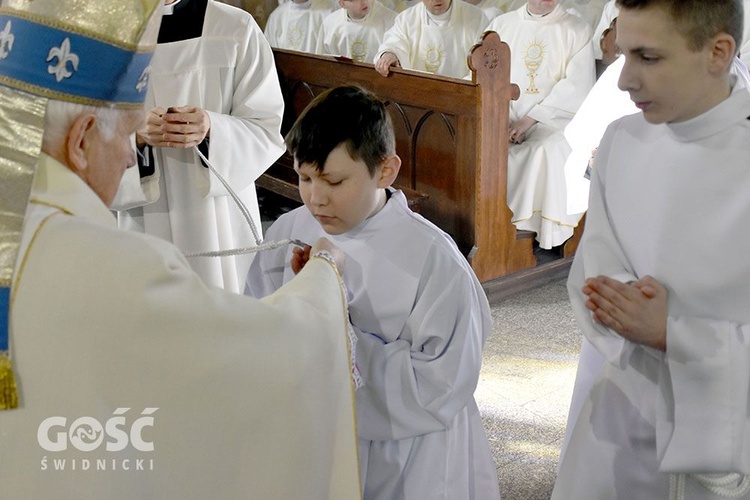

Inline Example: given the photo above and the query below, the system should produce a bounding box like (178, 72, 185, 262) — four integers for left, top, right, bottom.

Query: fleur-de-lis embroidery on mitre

(136, 65, 151, 93)
(0, 20, 14, 59)
(47, 37, 79, 82)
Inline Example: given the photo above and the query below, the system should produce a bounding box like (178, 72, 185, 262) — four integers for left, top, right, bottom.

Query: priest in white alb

(114, 0, 285, 293)
(487, 0, 595, 249)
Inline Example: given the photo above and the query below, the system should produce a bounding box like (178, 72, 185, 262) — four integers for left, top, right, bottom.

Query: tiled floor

(477, 275, 581, 500)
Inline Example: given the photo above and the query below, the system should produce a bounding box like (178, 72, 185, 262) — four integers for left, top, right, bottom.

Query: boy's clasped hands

(583, 275, 668, 352)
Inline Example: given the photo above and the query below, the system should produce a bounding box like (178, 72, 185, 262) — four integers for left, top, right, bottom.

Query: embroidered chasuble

(2, 154, 361, 498)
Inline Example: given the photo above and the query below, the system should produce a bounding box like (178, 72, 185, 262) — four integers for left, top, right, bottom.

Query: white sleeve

(204, 16, 285, 197)
(244, 219, 290, 297)
(263, 8, 282, 47)
(566, 120, 639, 366)
(655, 315, 750, 473)
(375, 11, 412, 66)
(354, 244, 491, 440)
(314, 19, 327, 55)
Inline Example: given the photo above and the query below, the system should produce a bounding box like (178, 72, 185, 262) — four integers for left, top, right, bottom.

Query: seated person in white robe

(461, 0, 504, 21)
(552, 1, 750, 498)
(113, 0, 285, 294)
(487, 0, 595, 249)
(373, 0, 489, 78)
(246, 86, 501, 500)
(316, 0, 397, 62)
(264, 0, 335, 52)
(0, 1, 361, 498)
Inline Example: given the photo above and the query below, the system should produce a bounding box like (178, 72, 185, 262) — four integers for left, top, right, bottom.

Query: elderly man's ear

(65, 113, 97, 175)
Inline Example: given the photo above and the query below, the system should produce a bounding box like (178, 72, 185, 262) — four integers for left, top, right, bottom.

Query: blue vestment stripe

(0, 287, 9, 352)
(0, 15, 151, 104)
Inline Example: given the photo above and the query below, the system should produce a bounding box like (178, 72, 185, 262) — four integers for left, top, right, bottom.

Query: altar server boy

(246, 86, 501, 500)
(553, 0, 750, 498)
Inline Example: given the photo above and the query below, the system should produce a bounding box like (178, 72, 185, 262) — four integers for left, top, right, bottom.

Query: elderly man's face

(527, 0, 557, 15)
(423, 0, 451, 16)
(82, 110, 142, 206)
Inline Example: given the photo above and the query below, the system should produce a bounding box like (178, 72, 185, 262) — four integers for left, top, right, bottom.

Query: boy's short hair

(285, 85, 396, 177)
(616, 0, 743, 53)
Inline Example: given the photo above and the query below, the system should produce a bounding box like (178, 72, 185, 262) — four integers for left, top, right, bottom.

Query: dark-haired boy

(553, 0, 750, 498)
(246, 86, 501, 500)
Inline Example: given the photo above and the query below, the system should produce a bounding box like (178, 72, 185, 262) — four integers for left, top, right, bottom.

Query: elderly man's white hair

(42, 101, 135, 152)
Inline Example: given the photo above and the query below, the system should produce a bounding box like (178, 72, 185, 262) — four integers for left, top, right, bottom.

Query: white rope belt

(184, 146, 305, 257)
(670, 473, 750, 499)
(184, 239, 306, 258)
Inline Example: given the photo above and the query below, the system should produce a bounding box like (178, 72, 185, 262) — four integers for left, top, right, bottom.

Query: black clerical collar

(158, 0, 209, 44)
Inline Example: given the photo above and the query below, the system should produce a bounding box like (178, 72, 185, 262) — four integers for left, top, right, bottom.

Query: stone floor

(478, 275, 581, 500)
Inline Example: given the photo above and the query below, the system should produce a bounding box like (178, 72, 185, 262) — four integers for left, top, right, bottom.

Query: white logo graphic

(38, 407, 158, 452)
(0, 20, 14, 59)
(47, 37, 79, 82)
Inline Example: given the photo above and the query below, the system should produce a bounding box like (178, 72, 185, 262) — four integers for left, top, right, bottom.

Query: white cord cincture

(194, 145, 262, 246)
(670, 473, 750, 499)
(185, 239, 307, 258)
(187, 146, 305, 257)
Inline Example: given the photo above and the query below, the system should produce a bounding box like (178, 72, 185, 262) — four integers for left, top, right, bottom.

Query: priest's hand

(292, 238, 346, 275)
(160, 106, 211, 149)
(583, 275, 668, 351)
(136, 107, 169, 148)
(375, 52, 400, 77)
(508, 115, 537, 144)
(135, 106, 210, 149)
